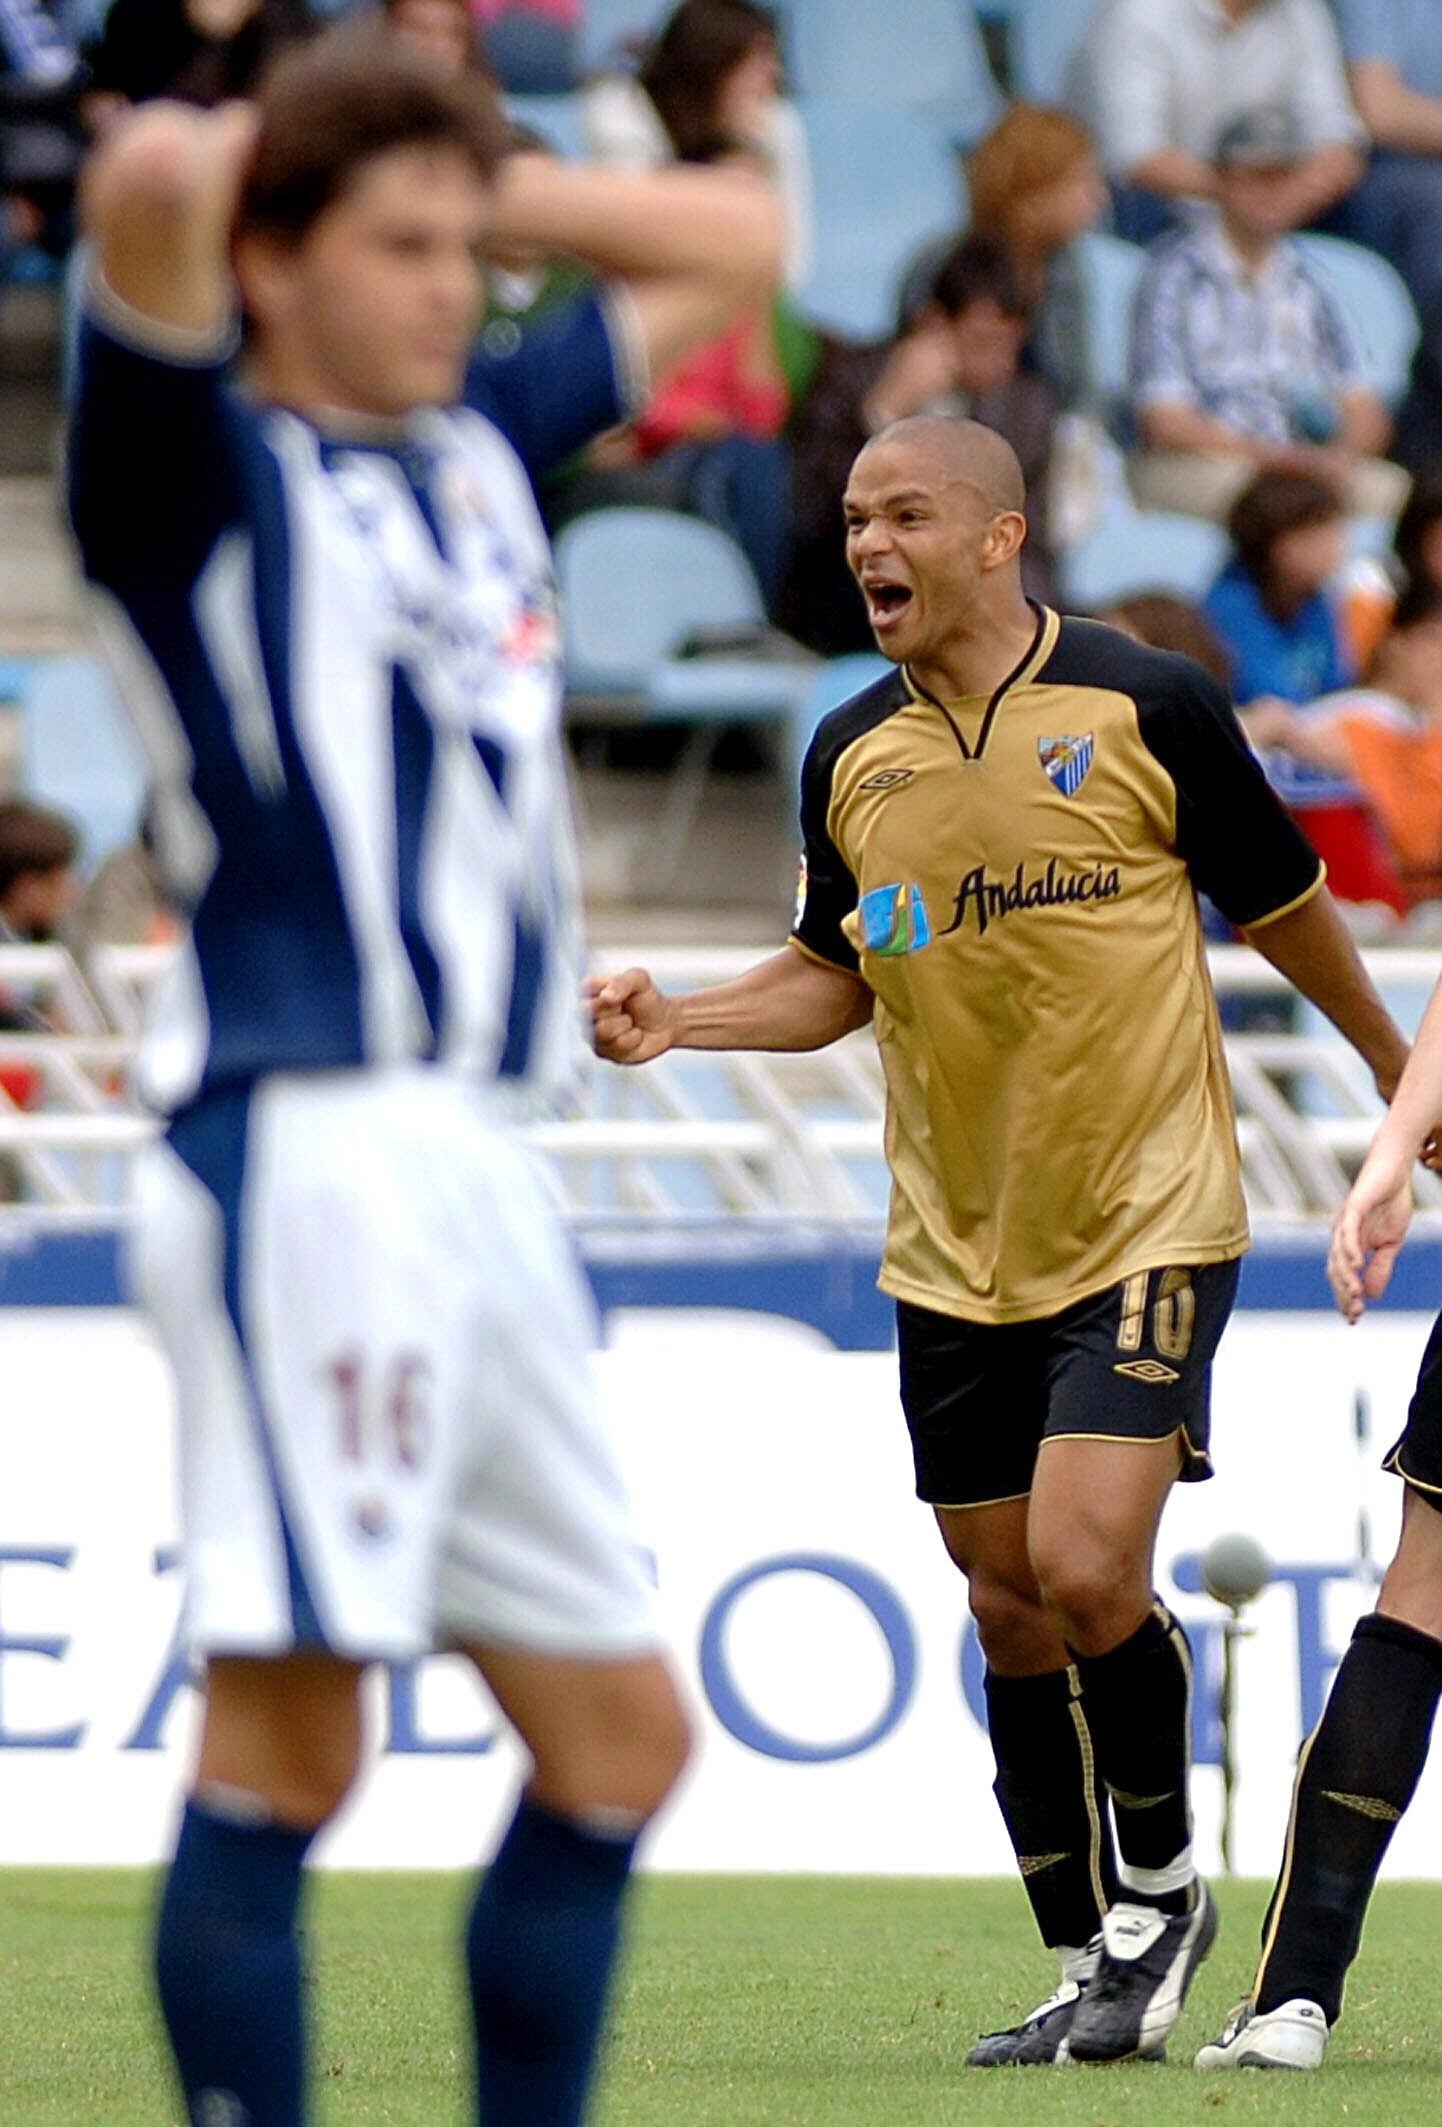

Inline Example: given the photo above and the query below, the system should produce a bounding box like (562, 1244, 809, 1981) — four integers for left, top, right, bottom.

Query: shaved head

(858, 414, 1026, 517)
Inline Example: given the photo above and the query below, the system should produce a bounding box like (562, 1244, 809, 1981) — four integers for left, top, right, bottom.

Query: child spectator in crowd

(1129, 105, 1406, 522)
(0, 799, 78, 949)
(582, 0, 811, 289)
(1253, 583, 1442, 906)
(1211, 469, 1410, 909)
(1206, 469, 1353, 707)
(778, 233, 1056, 653)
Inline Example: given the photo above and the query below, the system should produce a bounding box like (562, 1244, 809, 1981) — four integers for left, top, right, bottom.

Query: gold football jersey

(792, 607, 1323, 1324)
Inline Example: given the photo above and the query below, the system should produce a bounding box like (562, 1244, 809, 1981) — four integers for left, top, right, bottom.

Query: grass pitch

(2, 1870, 1439, 2123)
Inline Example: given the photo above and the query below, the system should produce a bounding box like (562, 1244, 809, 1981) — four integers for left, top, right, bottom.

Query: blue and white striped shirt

(1130, 221, 1366, 445)
(68, 285, 621, 1119)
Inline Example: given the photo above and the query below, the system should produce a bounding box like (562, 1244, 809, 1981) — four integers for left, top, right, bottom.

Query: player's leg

(155, 1653, 365, 2125)
(132, 1081, 478, 2126)
(439, 1131, 689, 2125)
(1026, 1259, 1241, 2061)
(461, 1642, 690, 2127)
(897, 1300, 1120, 2065)
(1197, 1329, 1442, 2071)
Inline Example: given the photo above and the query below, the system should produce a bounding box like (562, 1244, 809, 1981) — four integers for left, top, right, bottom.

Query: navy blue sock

(154, 1796, 314, 2127)
(467, 1797, 639, 2127)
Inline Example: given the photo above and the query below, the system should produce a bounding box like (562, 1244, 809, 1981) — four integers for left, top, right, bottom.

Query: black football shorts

(896, 1257, 1242, 1509)
(1384, 1309, 1442, 1508)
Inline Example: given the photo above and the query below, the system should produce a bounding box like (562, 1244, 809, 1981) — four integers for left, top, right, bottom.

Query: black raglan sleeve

(1137, 659, 1325, 929)
(789, 723, 861, 972)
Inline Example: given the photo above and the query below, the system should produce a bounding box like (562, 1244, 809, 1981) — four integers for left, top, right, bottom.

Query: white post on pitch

(1202, 1532, 1272, 1877)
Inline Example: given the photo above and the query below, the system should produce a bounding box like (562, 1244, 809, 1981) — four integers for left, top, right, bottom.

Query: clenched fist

(585, 967, 678, 1065)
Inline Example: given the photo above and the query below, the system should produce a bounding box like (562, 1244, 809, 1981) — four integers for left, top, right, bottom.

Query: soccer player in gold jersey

(589, 415, 1407, 2066)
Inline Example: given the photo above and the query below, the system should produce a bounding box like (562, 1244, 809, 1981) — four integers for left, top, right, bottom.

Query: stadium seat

(555, 507, 813, 889)
(577, 0, 666, 73)
(20, 656, 148, 872)
(1074, 230, 1148, 424)
(1062, 498, 1229, 610)
(790, 654, 892, 788)
(1293, 234, 1421, 410)
(1003, 0, 1099, 105)
(797, 101, 967, 340)
(786, 0, 1002, 143)
(504, 93, 589, 159)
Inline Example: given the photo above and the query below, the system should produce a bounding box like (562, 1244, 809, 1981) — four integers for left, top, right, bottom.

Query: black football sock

(1070, 1602, 1196, 1917)
(1254, 1612, 1442, 2024)
(984, 1665, 1120, 1950)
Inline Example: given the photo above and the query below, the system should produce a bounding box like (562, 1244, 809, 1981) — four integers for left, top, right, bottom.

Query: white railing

(0, 942, 1436, 1231)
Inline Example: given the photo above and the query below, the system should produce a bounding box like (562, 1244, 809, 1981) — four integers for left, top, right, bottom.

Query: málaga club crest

(1038, 734, 1094, 798)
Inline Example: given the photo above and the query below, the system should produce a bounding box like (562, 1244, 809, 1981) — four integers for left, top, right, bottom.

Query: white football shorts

(129, 1069, 660, 1664)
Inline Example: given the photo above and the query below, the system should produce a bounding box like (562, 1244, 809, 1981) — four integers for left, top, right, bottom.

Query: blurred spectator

(75, 812, 181, 953)
(548, 295, 790, 598)
(963, 102, 1107, 414)
(1328, 0, 1442, 319)
(1393, 465, 1442, 595)
(1394, 298, 1442, 475)
(1209, 467, 1410, 908)
(1095, 590, 1233, 685)
(777, 234, 1057, 654)
(581, 0, 811, 288)
(474, 0, 579, 94)
(383, 0, 483, 74)
(83, 0, 316, 120)
(1128, 106, 1406, 522)
(0, 1, 84, 268)
(1256, 582, 1442, 902)
(1205, 469, 1352, 708)
(1068, 0, 1364, 246)
(0, 798, 78, 948)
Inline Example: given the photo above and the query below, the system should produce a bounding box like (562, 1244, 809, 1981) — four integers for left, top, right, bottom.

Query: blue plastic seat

(555, 507, 813, 887)
(1074, 230, 1148, 425)
(789, 654, 892, 789)
(20, 655, 148, 872)
(577, 0, 666, 73)
(1063, 500, 1229, 610)
(787, 0, 1001, 142)
(504, 93, 589, 160)
(1293, 233, 1421, 409)
(798, 101, 967, 340)
(1003, 0, 1100, 105)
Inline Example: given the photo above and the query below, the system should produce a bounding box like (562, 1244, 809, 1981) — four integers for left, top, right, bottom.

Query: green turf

(2, 1870, 1440, 2123)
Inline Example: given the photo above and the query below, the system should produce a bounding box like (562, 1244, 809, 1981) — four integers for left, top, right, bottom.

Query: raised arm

(484, 154, 784, 383)
(70, 102, 257, 592)
(83, 98, 256, 335)
(587, 946, 872, 1066)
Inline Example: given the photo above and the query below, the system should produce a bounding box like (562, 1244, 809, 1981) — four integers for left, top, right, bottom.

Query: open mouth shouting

(862, 577, 915, 635)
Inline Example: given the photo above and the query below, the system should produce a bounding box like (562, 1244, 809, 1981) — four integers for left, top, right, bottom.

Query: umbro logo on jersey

(1039, 734, 1094, 797)
(1114, 1359, 1181, 1384)
(859, 769, 915, 792)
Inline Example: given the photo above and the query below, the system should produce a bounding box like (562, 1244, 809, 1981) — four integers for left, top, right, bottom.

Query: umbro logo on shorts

(858, 769, 915, 791)
(1113, 1358, 1181, 1384)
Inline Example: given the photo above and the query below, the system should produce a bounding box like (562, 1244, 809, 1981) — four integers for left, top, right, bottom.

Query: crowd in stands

(8, 1, 1442, 931)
